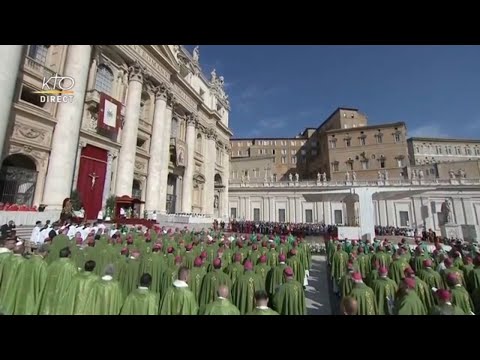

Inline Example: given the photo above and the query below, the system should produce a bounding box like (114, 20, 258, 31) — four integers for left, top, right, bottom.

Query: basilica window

(28, 45, 49, 65)
(196, 133, 203, 154)
(95, 64, 114, 95)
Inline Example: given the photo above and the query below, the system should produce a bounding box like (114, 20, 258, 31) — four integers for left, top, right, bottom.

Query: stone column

(101, 151, 116, 209)
(0, 45, 23, 158)
(181, 114, 197, 213)
(86, 47, 99, 91)
(204, 128, 217, 216)
(33, 159, 48, 207)
(462, 198, 475, 225)
(145, 83, 168, 211)
(115, 61, 146, 197)
(222, 148, 230, 219)
(42, 45, 92, 209)
(344, 195, 356, 226)
(355, 188, 376, 241)
(157, 94, 175, 214)
(72, 140, 87, 191)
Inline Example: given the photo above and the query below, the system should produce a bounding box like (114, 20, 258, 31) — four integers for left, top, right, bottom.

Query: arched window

(196, 133, 203, 153)
(95, 64, 114, 95)
(28, 45, 49, 65)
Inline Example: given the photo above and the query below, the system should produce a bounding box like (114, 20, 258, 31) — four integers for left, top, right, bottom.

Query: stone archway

(0, 154, 38, 206)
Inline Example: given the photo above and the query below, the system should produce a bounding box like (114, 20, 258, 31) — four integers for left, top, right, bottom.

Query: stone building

(0, 45, 232, 220)
(408, 137, 480, 165)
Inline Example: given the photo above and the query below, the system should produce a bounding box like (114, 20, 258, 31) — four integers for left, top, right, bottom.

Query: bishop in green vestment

(39, 247, 78, 315)
(247, 290, 279, 315)
(232, 260, 264, 315)
(183, 244, 196, 269)
(200, 285, 240, 315)
(198, 258, 232, 307)
(268, 244, 279, 268)
(188, 257, 206, 304)
(331, 245, 348, 282)
(441, 258, 466, 288)
(461, 257, 474, 283)
(389, 254, 410, 285)
(355, 247, 370, 279)
(83, 264, 124, 315)
(417, 259, 443, 290)
(286, 249, 305, 287)
(338, 265, 354, 298)
(365, 260, 380, 287)
(120, 273, 159, 315)
(266, 254, 288, 297)
(0, 243, 27, 315)
(394, 278, 427, 315)
(272, 267, 306, 315)
(347, 272, 377, 315)
(430, 289, 465, 315)
(467, 256, 480, 293)
(160, 255, 183, 299)
(255, 255, 271, 288)
(446, 272, 474, 315)
(159, 267, 198, 315)
(371, 266, 398, 315)
(117, 252, 141, 298)
(57, 260, 99, 315)
(12, 251, 47, 315)
(224, 253, 244, 285)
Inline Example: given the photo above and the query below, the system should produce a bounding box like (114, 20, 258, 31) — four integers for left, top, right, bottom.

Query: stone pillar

(175, 176, 183, 213)
(72, 140, 87, 190)
(222, 148, 230, 218)
(33, 160, 48, 207)
(462, 198, 475, 225)
(157, 94, 174, 214)
(452, 198, 464, 224)
(115, 61, 146, 197)
(204, 128, 217, 216)
(412, 196, 424, 230)
(269, 197, 275, 221)
(345, 195, 356, 226)
(263, 197, 269, 221)
(355, 188, 376, 241)
(101, 151, 116, 209)
(145, 83, 169, 211)
(288, 197, 295, 222)
(295, 197, 302, 223)
(87, 47, 99, 91)
(42, 45, 92, 209)
(0, 45, 23, 158)
(385, 199, 395, 227)
(181, 114, 197, 213)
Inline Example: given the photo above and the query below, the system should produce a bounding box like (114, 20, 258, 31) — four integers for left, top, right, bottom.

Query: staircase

(15, 226, 35, 242)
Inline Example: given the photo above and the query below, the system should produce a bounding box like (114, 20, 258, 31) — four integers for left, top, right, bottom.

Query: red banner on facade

(98, 92, 122, 132)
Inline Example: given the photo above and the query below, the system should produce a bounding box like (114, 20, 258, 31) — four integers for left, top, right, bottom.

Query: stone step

(15, 226, 35, 241)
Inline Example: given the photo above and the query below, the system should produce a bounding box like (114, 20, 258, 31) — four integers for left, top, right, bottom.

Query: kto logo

(34, 74, 75, 103)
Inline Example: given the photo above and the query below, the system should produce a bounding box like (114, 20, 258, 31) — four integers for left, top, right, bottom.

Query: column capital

(79, 140, 87, 148)
(154, 82, 170, 102)
(128, 60, 147, 83)
(166, 91, 177, 109)
(206, 128, 217, 140)
(108, 150, 118, 159)
(186, 112, 198, 126)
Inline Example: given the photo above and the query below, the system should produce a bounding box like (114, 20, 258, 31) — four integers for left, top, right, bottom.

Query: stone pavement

(306, 255, 333, 315)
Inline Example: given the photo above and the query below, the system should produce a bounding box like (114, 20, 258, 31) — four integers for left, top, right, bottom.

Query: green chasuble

(117, 257, 141, 298)
(224, 262, 244, 285)
(248, 250, 261, 267)
(120, 287, 159, 315)
(200, 297, 240, 315)
(247, 306, 279, 315)
(57, 271, 99, 315)
(389, 259, 410, 285)
(83, 276, 124, 315)
(232, 270, 264, 315)
(12, 255, 47, 315)
(414, 276, 435, 313)
(198, 269, 232, 307)
(331, 250, 348, 281)
(461, 263, 474, 283)
(371, 277, 398, 315)
(348, 282, 377, 315)
(160, 265, 180, 299)
(411, 255, 430, 273)
(468, 267, 480, 293)
(159, 281, 198, 315)
(450, 285, 474, 314)
(430, 303, 465, 315)
(373, 251, 391, 269)
(365, 269, 379, 288)
(188, 267, 207, 304)
(267, 250, 279, 268)
(441, 267, 466, 288)
(356, 254, 370, 278)
(273, 279, 306, 315)
(255, 263, 271, 288)
(418, 268, 444, 290)
(394, 291, 427, 315)
(39, 257, 78, 315)
(266, 263, 287, 297)
(140, 252, 165, 294)
(0, 254, 27, 315)
(286, 255, 305, 286)
(184, 251, 196, 269)
(339, 274, 353, 298)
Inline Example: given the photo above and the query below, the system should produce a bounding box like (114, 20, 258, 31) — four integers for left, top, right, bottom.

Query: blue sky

(185, 45, 480, 139)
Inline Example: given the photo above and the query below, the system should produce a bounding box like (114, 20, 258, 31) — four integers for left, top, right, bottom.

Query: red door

(76, 145, 108, 220)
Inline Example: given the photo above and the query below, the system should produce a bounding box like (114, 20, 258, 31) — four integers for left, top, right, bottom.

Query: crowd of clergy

(329, 237, 480, 315)
(0, 223, 311, 315)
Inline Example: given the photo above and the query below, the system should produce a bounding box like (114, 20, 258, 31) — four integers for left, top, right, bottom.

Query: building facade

(408, 137, 480, 165)
(0, 45, 232, 219)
